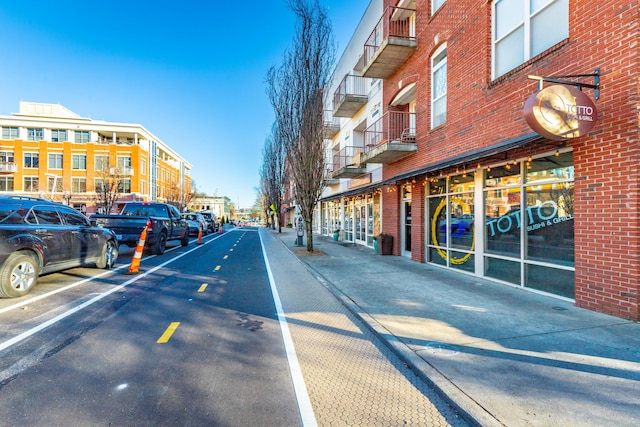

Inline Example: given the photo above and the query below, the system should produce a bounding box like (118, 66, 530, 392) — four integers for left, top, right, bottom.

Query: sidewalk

(269, 227, 640, 427)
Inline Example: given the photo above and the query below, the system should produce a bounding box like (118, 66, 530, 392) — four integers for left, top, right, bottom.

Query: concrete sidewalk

(268, 227, 640, 427)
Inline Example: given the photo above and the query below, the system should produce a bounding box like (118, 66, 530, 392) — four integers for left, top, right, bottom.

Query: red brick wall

(377, 0, 639, 319)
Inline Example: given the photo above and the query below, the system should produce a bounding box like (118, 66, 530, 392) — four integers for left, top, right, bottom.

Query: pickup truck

(91, 202, 190, 255)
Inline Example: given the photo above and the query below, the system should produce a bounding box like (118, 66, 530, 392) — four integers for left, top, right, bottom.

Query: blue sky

(0, 0, 368, 209)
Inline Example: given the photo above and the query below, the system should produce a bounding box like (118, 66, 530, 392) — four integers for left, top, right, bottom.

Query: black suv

(0, 196, 119, 298)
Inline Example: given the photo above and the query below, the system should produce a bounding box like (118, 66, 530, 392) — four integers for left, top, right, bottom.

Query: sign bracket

(528, 68, 600, 100)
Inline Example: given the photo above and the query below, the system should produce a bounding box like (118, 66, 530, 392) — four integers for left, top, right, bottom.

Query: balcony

(362, 6, 417, 79)
(362, 111, 417, 164)
(333, 75, 369, 118)
(323, 165, 340, 186)
(332, 146, 367, 178)
(109, 166, 135, 176)
(0, 162, 18, 173)
(323, 110, 340, 139)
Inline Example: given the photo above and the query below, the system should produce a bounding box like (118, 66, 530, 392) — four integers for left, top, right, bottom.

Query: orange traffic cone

(128, 221, 149, 274)
(197, 223, 203, 244)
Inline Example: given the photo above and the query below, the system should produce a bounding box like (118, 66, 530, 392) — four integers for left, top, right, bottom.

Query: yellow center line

(229, 248, 233, 252)
(214, 265, 221, 271)
(198, 283, 208, 292)
(223, 255, 228, 259)
(157, 322, 180, 343)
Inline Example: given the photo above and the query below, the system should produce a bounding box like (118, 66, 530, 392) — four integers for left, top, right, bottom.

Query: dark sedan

(0, 196, 119, 298)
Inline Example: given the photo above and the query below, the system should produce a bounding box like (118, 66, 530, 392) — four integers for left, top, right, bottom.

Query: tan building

(0, 102, 192, 213)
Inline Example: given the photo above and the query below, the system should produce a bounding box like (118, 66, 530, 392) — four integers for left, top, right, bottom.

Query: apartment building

(317, 0, 638, 320)
(0, 102, 192, 213)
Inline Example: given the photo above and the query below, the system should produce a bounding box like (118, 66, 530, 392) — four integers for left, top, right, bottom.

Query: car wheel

(181, 230, 189, 246)
(153, 231, 167, 255)
(0, 252, 39, 298)
(96, 239, 118, 269)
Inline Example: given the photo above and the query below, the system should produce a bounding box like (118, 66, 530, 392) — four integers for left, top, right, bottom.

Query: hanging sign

(523, 85, 597, 140)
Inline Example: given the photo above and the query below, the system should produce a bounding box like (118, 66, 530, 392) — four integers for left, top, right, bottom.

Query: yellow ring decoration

(430, 197, 475, 265)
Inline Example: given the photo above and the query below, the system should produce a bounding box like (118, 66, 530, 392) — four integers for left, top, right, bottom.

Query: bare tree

(266, 0, 335, 250)
(166, 179, 199, 212)
(260, 122, 289, 232)
(94, 167, 128, 214)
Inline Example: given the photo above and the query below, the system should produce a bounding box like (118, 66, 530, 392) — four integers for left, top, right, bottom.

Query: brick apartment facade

(317, 0, 638, 320)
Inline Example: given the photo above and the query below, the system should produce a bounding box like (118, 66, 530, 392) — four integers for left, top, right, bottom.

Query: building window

(47, 176, 63, 193)
(431, 44, 447, 128)
(27, 128, 44, 141)
(24, 153, 39, 168)
(51, 129, 68, 142)
(2, 127, 18, 140)
(24, 176, 39, 192)
(118, 179, 131, 193)
(49, 153, 63, 169)
(484, 152, 574, 298)
(94, 155, 109, 171)
(72, 177, 86, 193)
(432, 0, 446, 14)
(72, 154, 87, 170)
(492, 0, 569, 78)
(75, 130, 90, 143)
(0, 176, 14, 191)
(140, 158, 146, 175)
(94, 178, 105, 193)
(0, 151, 14, 163)
(117, 156, 132, 175)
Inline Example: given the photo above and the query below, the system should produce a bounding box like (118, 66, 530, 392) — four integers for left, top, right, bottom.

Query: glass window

(2, 127, 19, 140)
(51, 129, 68, 142)
(431, 45, 447, 128)
(0, 176, 14, 191)
(59, 206, 88, 225)
(117, 179, 131, 193)
(24, 153, 39, 168)
(72, 177, 86, 193)
(47, 176, 63, 192)
(24, 177, 39, 192)
(432, 0, 446, 14)
(75, 130, 90, 143)
(49, 153, 63, 169)
(32, 205, 62, 225)
(27, 128, 44, 141)
(0, 151, 14, 163)
(72, 154, 87, 170)
(493, 0, 568, 77)
(95, 155, 109, 171)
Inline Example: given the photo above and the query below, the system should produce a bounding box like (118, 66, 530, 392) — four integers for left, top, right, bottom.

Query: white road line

(0, 241, 209, 352)
(259, 231, 317, 427)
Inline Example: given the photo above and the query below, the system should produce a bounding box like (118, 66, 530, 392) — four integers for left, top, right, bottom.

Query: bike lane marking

(259, 232, 317, 427)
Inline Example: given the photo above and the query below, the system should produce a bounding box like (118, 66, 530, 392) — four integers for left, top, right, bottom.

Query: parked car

(91, 202, 189, 255)
(199, 211, 218, 232)
(181, 212, 208, 236)
(0, 196, 119, 298)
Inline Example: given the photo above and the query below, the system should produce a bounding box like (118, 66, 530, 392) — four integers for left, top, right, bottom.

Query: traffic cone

(197, 223, 203, 244)
(127, 221, 149, 274)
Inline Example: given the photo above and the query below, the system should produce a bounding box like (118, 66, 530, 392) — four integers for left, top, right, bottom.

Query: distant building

(0, 102, 192, 213)
(190, 196, 232, 221)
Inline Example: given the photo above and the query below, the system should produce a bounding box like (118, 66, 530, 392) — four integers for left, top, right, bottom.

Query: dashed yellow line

(157, 322, 180, 343)
(198, 283, 208, 292)
(223, 255, 228, 260)
(214, 265, 221, 271)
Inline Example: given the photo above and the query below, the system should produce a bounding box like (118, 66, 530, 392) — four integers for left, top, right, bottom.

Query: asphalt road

(0, 230, 302, 426)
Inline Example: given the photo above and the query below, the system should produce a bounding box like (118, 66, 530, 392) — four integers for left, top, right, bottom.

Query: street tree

(260, 122, 288, 232)
(94, 166, 129, 214)
(266, 0, 335, 251)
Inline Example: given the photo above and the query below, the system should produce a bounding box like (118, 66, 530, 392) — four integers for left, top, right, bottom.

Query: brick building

(317, 0, 638, 319)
